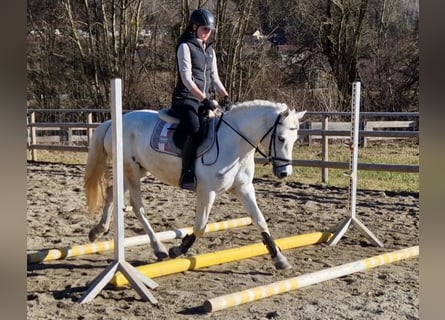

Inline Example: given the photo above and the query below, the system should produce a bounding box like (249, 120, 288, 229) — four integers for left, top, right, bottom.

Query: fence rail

(27, 109, 419, 183)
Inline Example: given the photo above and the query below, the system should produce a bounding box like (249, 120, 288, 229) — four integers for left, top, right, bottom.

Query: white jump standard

(328, 81, 383, 247)
(78, 78, 158, 304)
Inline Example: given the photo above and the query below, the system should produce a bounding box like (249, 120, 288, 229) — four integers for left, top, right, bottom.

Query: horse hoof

(88, 229, 98, 242)
(276, 261, 292, 270)
(168, 246, 182, 259)
(274, 256, 292, 270)
(155, 251, 169, 261)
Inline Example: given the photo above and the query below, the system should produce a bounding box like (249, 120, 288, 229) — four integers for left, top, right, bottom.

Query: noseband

(221, 112, 298, 169)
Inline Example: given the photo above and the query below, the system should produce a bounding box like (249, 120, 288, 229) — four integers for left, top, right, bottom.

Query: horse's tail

(84, 120, 111, 216)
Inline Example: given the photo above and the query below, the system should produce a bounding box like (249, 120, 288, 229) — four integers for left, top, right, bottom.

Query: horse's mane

(230, 100, 289, 113)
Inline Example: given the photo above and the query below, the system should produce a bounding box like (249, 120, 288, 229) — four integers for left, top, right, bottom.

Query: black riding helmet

(190, 9, 216, 30)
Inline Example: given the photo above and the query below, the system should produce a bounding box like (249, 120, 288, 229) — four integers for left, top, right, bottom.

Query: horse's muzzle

(274, 165, 292, 179)
(278, 171, 288, 178)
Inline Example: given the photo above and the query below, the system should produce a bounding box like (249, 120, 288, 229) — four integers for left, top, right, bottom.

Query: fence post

(321, 115, 329, 184)
(27, 113, 31, 159)
(87, 112, 93, 147)
(68, 128, 73, 144)
(363, 119, 368, 148)
(308, 121, 313, 146)
(30, 111, 37, 161)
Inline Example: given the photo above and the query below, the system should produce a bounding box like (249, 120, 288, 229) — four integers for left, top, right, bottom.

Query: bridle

(220, 111, 299, 169)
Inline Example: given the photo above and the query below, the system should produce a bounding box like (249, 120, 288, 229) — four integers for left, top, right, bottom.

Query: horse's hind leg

(126, 165, 169, 261)
(238, 183, 291, 270)
(89, 186, 113, 242)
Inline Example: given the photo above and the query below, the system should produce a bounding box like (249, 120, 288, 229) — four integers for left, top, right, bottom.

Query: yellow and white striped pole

(27, 217, 252, 264)
(204, 245, 419, 312)
(111, 231, 333, 286)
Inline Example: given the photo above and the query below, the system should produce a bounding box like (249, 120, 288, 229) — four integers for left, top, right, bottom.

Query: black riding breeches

(172, 102, 201, 140)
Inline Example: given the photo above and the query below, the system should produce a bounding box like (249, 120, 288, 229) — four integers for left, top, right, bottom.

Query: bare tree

(27, 0, 69, 108)
(359, 0, 419, 111)
(280, 0, 418, 112)
(60, 0, 145, 108)
(317, 0, 369, 111)
(27, 0, 418, 112)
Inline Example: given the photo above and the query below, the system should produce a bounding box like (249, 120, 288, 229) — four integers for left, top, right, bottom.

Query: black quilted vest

(172, 34, 213, 105)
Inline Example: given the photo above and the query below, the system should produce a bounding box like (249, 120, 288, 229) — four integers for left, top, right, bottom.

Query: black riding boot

(179, 137, 198, 191)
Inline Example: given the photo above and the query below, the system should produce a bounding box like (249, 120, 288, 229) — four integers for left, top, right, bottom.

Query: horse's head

(223, 100, 305, 179)
(269, 107, 306, 179)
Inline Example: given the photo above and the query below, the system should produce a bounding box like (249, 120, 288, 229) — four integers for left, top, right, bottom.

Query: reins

(220, 113, 273, 160)
(218, 111, 294, 167)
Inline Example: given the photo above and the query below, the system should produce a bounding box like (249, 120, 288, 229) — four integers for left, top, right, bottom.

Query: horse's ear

(282, 108, 290, 117)
(295, 110, 306, 120)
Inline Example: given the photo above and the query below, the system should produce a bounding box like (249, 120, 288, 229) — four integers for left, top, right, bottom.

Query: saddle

(150, 108, 219, 158)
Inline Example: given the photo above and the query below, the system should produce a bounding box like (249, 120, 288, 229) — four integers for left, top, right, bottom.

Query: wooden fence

(27, 109, 419, 183)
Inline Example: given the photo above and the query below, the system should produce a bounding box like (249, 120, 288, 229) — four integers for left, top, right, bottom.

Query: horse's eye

(277, 136, 285, 142)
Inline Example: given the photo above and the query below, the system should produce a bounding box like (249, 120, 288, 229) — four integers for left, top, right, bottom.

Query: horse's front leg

(238, 183, 292, 270)
(168, 190, 216, 258)
(88, 186, 113, 242)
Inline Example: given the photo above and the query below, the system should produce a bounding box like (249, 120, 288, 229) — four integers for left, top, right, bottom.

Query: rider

(171, 8, 232, 191)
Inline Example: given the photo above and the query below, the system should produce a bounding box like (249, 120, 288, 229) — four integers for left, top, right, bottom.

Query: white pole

(112, 78, 125, 262)
(350, 82, 361, 219)
(204, 246, 419, 312)
(27, 217, 253, 264)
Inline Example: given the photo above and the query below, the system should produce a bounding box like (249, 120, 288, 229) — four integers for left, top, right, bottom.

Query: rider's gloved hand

(222, 95, 233, 111)
(201, 98, 216, 112)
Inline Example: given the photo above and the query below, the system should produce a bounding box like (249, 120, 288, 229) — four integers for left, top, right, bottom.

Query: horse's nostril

(279, 171, 287, 178)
